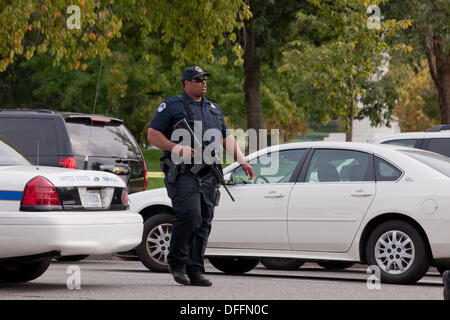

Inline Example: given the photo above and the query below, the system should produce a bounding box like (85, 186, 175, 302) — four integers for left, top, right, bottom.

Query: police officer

(147, 66, 254, 286)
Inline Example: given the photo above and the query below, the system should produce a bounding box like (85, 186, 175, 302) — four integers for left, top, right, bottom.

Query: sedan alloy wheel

(366, 220, 430, 284)
(374, 230, 415, 274)
(136, 213, 173, 272)
(146, 223, 171, 266)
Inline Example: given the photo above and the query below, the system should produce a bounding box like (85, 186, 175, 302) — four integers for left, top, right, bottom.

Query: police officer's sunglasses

(191, 77, 208, 83)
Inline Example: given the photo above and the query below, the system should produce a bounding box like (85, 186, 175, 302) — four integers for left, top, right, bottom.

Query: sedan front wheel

(136, 213, 173, 272)
(366, 220, 430, 284)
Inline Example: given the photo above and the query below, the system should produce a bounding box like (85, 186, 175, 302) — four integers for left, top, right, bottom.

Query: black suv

(0, 109, 147, 193)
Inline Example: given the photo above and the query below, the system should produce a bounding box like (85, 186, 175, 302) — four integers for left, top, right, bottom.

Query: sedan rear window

(66, 120, 142, 160)
(400, 149, 450, 177)
(0, 139, 31, 166)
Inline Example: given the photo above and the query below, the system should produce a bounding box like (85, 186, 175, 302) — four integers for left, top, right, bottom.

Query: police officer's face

(184, 76, 207, 99)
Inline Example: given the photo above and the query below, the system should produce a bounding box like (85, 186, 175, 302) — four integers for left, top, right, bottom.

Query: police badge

(157, 103, 167, 112)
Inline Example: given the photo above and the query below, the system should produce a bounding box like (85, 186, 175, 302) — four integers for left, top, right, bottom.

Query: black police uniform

(149, 91, 230, 276)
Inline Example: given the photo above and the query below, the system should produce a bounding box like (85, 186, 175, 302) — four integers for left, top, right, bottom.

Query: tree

(381, 0, 450, 123)
(238, 0, 306, 140)
(0, 0, 251, 145)
(395, 61, 440, 132)
(0, 0, 251, 72)
(279, 0, 411, 141)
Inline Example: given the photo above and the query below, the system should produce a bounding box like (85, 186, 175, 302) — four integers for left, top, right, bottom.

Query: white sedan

(0, 136, 143, 282)
(130, 141, 450, 284)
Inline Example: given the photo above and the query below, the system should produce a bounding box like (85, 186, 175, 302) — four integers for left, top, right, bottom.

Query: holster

(160, 158, 178, 184)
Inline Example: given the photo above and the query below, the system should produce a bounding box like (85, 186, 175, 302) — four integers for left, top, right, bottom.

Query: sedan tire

(208, 257, 259, 274)
(0, 258, 52, 282)
(261, 258, 304, 270)
(366, 220, 430, 284)
(136, 213, 173, 272)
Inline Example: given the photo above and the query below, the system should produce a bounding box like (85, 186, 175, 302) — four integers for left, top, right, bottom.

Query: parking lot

(0, 258, 444, 300)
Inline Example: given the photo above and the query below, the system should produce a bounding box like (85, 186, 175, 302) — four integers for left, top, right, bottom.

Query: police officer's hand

(241, 162, 255, 180)
(172, 144, 195, 160)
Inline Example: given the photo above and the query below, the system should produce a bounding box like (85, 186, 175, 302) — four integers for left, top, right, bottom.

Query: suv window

(381, 139, 417, 148)
(374, 156, 402, 181)
(428, 138, 450, 158)
(66, 120, 142, 159)
(306, 149, 371, 182)
(0, 118, 58, 155)
(233, 149, 306, 184)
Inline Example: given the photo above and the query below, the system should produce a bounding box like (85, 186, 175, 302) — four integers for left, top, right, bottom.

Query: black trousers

(165, 172, 218, 273)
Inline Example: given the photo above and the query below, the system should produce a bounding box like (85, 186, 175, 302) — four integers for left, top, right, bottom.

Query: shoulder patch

(157, 103, 167, 112)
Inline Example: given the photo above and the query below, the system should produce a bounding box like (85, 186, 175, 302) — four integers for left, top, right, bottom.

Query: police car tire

(208, 257, 259, 274)
(365, 220, 430, 284)
(317, 261, 355, 270)
(261, 258, 304, 270)
(0, 258, 52, 282)
(136, 213, 173, 273)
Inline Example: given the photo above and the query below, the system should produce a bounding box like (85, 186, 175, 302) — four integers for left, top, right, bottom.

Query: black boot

(187, 268, 212, 286)
(168, 264, 190, 285)
(444, 270, 450, 300)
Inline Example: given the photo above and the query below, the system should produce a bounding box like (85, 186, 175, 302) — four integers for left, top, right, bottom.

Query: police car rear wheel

(0, 258, 52, 282)
(136, 213, 173, 272)
(208, 257, 259, 274)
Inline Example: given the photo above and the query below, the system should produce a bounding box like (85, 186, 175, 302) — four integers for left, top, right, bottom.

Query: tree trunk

(425, 34, 450, 123)
(346, 102, 353, 142)
(436, 71, 450, 123)
(346, 83, 354, 142)
(241, 22, 264, 145)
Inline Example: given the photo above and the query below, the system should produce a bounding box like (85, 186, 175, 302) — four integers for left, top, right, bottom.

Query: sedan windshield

(400, 149, 450, 177)
(0, 138, 31, 166)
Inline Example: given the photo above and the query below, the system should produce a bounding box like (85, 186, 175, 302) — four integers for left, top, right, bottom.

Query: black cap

(182, 66, 210, 81)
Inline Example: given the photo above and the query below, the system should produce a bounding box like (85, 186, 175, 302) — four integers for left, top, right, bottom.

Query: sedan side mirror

(224, 172, 235, 185)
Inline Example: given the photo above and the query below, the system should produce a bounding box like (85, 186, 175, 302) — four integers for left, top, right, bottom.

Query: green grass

(142, 148, 164, 190)
(142, 148, 163, 172)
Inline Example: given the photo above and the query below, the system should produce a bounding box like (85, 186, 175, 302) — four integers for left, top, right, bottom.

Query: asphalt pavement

(0, 259, 445, 300)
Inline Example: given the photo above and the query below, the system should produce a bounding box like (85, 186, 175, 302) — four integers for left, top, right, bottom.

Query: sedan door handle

(350, 189, 372, 198)
(264, 191, 285, 198)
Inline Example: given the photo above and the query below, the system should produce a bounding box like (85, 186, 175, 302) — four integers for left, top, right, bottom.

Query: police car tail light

(58, 156, 76, 169)
(21, 176, 63, 211)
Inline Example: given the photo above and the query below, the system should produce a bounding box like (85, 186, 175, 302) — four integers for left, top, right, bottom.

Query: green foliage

(0, 0, 251, 145)
(381, 0, 450, 122)
(0, 0, 251, 72)
(279, 0, 411, 139)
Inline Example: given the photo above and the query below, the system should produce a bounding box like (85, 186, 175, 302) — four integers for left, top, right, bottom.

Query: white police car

(0, 136, 143, 283)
